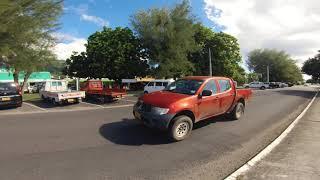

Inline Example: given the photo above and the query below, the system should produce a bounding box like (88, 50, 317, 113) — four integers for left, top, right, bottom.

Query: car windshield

(164, 79, 203, 95)
(0, 82, 17, 91)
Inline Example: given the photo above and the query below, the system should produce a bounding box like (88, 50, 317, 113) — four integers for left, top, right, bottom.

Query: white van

(144, 79, 174, 94)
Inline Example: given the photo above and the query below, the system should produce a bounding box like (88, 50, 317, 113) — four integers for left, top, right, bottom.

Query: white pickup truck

(39, 80, 85, 105)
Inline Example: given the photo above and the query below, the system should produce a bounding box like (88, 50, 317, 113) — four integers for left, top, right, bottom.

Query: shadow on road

(99, 118, 171, 146)
(99, 115, 234, 146)
(28, 100, 81, 109)
(275, 89, 316, 99)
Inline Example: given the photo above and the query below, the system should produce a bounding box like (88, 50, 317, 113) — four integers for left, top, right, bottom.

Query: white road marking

(0, 104, 134, 116)
(23, 102, 47, 111)
(80, 101, 104, 108)
(225, 90, 319, 180)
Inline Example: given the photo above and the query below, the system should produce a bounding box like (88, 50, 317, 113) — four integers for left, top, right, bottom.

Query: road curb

(224, 90, 319, 180)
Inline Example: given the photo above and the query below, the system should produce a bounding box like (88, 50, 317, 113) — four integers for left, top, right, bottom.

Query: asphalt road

(0, 87, 317, 180)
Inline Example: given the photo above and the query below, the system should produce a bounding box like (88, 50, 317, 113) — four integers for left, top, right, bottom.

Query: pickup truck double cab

(0, 82, 22, 108)
(133, 76, 252, 141)
(81, 80, 126, 103)
(40, 80, 85, 105)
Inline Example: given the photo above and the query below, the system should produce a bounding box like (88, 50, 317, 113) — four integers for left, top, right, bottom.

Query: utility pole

(267, 65, 270, 82)
(209, 48, 212, 76)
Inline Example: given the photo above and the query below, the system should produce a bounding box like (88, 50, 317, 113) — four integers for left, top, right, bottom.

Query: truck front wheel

(169, 115, 193, 141)
(230, 102, 245, 120)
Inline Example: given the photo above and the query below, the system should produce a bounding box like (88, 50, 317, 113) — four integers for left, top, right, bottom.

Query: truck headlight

(152, 107, 169, 115)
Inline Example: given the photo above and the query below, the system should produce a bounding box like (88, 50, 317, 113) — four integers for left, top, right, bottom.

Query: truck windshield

(164, 79, 203, 95)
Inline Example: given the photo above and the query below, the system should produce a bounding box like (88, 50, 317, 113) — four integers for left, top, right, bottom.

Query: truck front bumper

(133, 105, 174, 130)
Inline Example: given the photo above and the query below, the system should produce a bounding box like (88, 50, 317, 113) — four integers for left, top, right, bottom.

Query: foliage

(190, 24, 245, 84)
(302, 50, 320, 81)
(247, 72, 260, 82)
(247, 49, 303, 83)
(131, 0, 197, 78)
(64, 27, 149, 82)
(64, 52, 88, 78)
(0, 0, 63, 91)
(45, 59, 65, 76)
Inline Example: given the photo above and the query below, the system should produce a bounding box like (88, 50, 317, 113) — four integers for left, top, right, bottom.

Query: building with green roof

(0, 68, 51, 83)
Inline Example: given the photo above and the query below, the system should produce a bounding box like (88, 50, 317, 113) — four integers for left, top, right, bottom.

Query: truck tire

(260, 86, 266, 90)
(51, 98, 58, 106)
(41, 95, 46, 101)
(230, 102, 245, 120)
(144, 91, 148, 94)
(169, 115, 193, 141)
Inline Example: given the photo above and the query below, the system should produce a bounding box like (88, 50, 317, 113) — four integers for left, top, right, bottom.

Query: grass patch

(23, 93, 41, 102)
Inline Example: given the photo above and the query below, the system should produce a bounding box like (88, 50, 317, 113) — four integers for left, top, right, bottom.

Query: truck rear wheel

(169, 115, 193, 141)
(230, 102, 244, 120)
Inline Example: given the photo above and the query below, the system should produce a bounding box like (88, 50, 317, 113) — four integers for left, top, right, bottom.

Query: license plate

(134, 111, 141, 120)
(67, 99, 75, 103)
(1, 97, 11, 101)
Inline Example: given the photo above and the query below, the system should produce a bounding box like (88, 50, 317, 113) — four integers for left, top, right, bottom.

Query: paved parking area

(0, 96, 138, 115)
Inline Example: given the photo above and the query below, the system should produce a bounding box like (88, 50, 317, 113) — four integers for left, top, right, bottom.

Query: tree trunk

(13, 71, 19, 84)
(21, 72, 32, 95)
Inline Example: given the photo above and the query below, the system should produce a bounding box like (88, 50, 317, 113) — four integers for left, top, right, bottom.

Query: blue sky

(54, 0, 318, 80)
(59, 0, 214, 40)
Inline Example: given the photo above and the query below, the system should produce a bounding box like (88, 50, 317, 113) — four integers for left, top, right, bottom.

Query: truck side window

(148, 82, 155, 86)
(163, 82, 168, 87)
(57, 82, 62, 86)
(52, 82, 57, 86)
(155, 82, 162, 86)
(218, 80, 231, 92)
(203, 80, 217, 94)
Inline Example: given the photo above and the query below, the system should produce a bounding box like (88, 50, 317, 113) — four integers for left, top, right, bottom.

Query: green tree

(247, 49, 303, 83)
(190, 24, 245, 83)
(65, 27, 149, 82)
(64, 52, 89, 78)
(0, 0, 62, 87)
(302, 50, 320, 81)
(131, 0, 197, 78)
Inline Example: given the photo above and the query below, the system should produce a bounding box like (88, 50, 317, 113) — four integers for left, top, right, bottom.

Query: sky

(53, 0, 320, 79)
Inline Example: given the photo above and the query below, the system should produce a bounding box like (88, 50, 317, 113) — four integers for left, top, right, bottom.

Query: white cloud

(204, 0, 320, 64)
(51, 33, 86, 60)
(80, 14, 109, 27)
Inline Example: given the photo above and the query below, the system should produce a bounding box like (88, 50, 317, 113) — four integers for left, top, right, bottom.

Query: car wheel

(260, 86, 266, 90)
(245, 86, 249, 88)
(169, 115, 193, 141)
(144, 91, 148, 94)
(230, 102, 245, 120)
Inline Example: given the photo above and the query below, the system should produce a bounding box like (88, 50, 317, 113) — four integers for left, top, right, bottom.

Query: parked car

(39, 80, 85, 105)
(80, 80, 126, 103)
(144, 79, 174, 94)
(0, 82, 22, 108)
(244, 82, 269, 90)
(133, 76, 253, 141)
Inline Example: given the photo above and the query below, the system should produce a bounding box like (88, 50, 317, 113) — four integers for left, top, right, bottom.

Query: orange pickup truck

(81, 80, 126, 103)
(133, 76, 252, 141)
